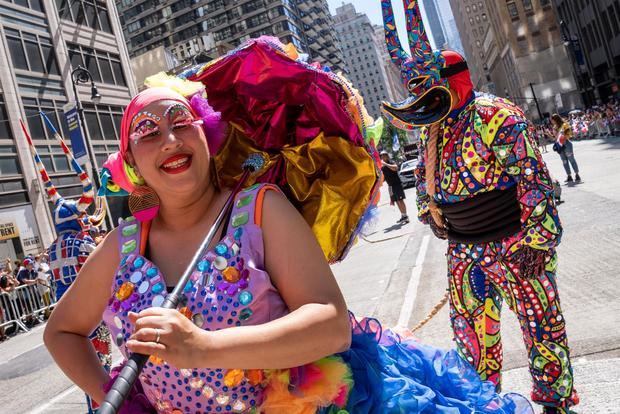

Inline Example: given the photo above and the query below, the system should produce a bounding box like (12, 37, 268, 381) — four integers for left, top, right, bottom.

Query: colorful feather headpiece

(380, 0, 470, 129)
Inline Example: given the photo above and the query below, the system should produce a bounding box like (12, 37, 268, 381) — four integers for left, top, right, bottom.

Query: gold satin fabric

(215, 126, 378, 263)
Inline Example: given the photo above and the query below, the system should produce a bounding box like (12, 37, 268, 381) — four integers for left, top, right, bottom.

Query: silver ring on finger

(155, 329, 161, 344)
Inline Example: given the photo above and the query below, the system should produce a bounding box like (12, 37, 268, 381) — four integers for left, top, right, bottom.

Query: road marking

(396, 235, 430, 328)
(27, 357, 123, 413)
(27, 384, 79, 414)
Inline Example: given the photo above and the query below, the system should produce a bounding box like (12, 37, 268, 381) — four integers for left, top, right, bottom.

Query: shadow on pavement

(383, 222, 407, 233)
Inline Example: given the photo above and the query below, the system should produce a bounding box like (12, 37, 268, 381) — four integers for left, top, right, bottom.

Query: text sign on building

(0, 222, 19, 241)
(63, 103, 88, 165)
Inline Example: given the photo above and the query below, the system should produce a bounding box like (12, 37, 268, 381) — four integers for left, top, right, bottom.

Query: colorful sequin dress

(103, 184, 533, 414)
(103, 184, 288, 413)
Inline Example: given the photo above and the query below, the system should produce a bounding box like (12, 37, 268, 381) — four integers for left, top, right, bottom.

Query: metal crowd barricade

(0, 282, 57, 335)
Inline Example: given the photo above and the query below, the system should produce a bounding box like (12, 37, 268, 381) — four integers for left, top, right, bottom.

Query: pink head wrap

(101, 87, 224, 194)
(119, 87, 196, 158)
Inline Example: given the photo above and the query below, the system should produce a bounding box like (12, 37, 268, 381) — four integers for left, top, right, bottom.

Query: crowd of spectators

(0, 227, 108, 341)
(565, 99, 620, 139)
(528, 99, 619, 153)
(0, 253, 53, 340)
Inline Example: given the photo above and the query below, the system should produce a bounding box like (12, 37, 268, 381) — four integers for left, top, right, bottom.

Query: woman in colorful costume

(22, 114, 111, 413)
(44, 37, 532, 414)
(380, 1, 579, 413)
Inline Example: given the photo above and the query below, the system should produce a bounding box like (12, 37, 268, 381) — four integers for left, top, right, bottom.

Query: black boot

(575, 173, 581, 182)
(564, 175, 573, 183)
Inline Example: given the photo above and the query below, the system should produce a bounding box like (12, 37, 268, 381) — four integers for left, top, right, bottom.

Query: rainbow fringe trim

(260, 356, 352, 414)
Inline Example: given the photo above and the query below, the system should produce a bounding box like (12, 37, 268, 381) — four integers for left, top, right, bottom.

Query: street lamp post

(70, 65, 113, 229)
(529, 83, 544, 121)
(559, 20, 589, 108)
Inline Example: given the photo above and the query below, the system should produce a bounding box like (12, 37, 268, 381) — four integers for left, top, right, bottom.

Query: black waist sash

(440, 187, 521, 244)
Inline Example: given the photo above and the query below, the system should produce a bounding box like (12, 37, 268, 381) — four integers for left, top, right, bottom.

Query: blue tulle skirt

(331, 316, 533, 414)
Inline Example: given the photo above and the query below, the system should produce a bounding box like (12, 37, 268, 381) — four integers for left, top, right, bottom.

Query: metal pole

(71, 68, 114, 230)
(529, 82, 544, 120)
(561, 0, 598, 103)
(559, 20, 584, 107)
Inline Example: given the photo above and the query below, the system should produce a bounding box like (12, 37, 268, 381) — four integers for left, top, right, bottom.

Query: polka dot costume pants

(447, 241, 579, 409)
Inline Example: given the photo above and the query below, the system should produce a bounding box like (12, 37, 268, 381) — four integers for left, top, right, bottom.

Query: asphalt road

(0, 137, 618, 414)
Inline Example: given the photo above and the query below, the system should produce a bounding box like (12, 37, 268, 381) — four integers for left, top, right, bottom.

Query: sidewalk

(503, 357, 620, 413)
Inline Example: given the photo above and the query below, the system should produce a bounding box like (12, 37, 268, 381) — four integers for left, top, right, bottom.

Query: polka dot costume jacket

(414, 94, 562, 251)
(102, 184, 289, 413)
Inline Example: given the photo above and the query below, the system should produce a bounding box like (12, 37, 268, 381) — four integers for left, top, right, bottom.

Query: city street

(0, 137, 619, 413)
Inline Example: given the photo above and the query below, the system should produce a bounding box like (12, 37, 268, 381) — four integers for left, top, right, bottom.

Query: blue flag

(392, 132, 400, 152)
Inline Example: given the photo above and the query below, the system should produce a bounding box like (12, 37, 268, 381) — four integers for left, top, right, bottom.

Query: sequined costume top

(415, 94, 562, 251)
(102, 184, 288, 413)
(48, 230, 96, 286)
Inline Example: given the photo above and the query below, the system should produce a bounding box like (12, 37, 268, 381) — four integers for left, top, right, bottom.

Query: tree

(379, 116, 409, 159)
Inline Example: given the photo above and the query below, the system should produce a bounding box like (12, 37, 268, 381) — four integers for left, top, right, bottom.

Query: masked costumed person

(380, 1, 579, 413)
(22, 114, 112, 414)
(45, 37, 534, 414)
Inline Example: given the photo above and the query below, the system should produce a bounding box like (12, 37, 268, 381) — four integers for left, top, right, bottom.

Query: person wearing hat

(381, 1, 578, 412)
(380, 150, 410, 224)
(16, 258, 37, 286)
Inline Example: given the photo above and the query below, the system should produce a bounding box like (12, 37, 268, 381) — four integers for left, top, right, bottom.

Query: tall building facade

(373, 24, 406, 104)
(422, 0, 446, 49)
(117, 0, 344, 72)
(333, 3, 392, 119)
(482, 0, 582, 120)
(296, 0, 344, 71)
(554, 0, 620, 104)
(434, 0, 464, 55)
(0, 0, 136, 259)
(448, 0, 491, 90)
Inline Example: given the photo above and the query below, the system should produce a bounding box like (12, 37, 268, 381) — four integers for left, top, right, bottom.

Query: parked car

(399, 159, 419, 188)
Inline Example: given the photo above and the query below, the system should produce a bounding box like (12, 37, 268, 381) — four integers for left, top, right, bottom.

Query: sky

(325, 0, 438, 49)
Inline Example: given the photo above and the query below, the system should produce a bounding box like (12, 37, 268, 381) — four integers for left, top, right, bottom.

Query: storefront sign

(0, 205, 42, 255)
(0, 222, 18, 240)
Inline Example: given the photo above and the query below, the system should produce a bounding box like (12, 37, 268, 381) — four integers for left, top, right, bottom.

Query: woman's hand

(127, 308, 208, 368)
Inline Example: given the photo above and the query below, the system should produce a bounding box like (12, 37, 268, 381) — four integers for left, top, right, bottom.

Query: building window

(0, 95, 25, 206)
(67, 43, 126, 87)
(82, 103, 123, 144)
(55, 0, 113, 34)
(0, 97, 14, 143)
(540, 0, 550, 7)
(601, 10, 613, 40)
(6, 0, 44, 12)
(609, 5, 620, 36)
(21, 97, 69, 141)
(615, 3, 620, 35)
(4, 29, 59, 75)
(0, 144, 28, 205)
(522, 0, 533, 12)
